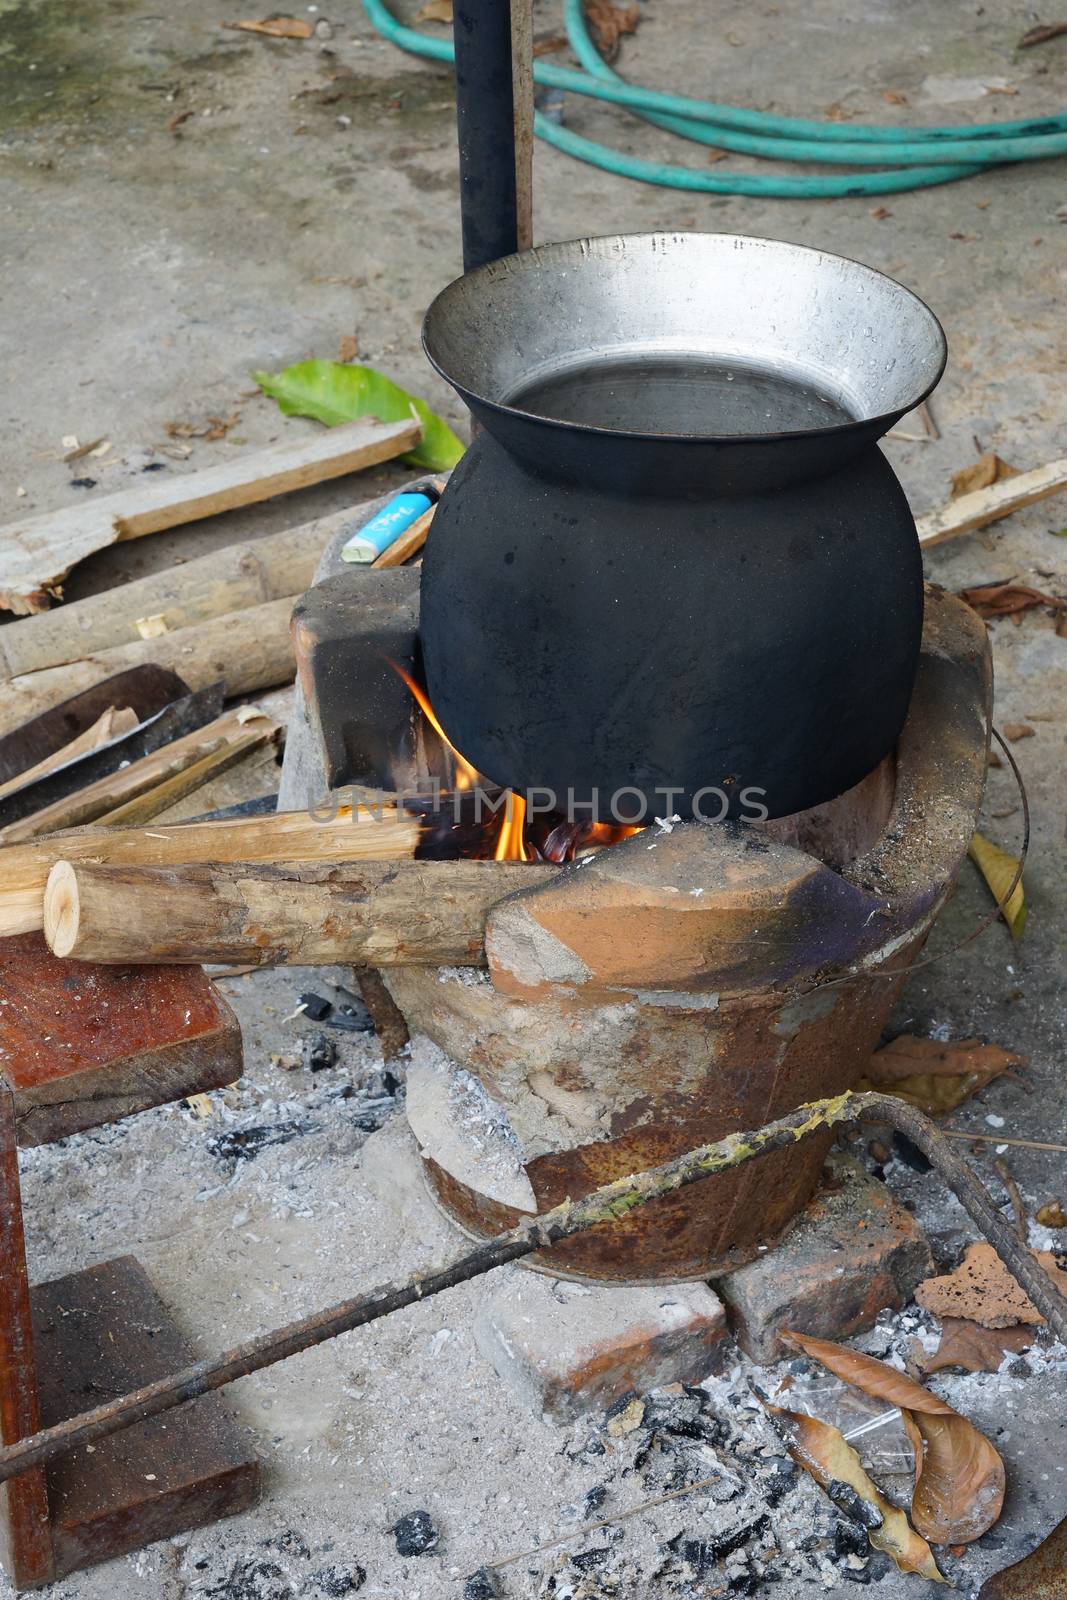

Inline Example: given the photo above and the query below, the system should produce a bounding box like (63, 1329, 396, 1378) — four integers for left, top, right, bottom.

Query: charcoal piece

(760, 1455, 798, 1506)
(393, 1510, 439, 1558)
(827, 1480, 883, 1530)
(301, 1031, 338, 1072)
(207, 1119, 314, 1164)
(300, 993, 334, 1022)
(833, 1518, 871, 1561)
(463, 1569, 501, 1599)
(570, 1548, 609, 1571)
(314, 1567, 366, 1596)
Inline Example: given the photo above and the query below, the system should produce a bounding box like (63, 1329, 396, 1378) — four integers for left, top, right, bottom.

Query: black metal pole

(452, 0, 519, 270)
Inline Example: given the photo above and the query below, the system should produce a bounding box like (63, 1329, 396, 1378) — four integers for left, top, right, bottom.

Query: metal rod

(1, 1091, 1063, 1487)
(453, 0, 520, 269)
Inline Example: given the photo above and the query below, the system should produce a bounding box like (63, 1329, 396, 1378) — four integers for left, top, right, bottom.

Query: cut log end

(43, 861, 81, 958)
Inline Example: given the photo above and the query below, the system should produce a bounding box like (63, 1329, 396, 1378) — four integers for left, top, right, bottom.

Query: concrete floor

(1, 0, 1066, 1595)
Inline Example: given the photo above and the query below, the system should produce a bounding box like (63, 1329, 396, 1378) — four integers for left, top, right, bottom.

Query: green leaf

(253, 359, 465, 472)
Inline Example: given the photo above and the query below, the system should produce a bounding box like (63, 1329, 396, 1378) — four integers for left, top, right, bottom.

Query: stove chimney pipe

(452, 0, 532, 270)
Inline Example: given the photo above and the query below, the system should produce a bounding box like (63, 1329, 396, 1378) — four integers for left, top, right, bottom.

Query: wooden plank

(0, 509, 362, 679)
(0, 598, 298, 739)
(43, 857, 555, 966)
(0, 801, 419, 938)
(0, 1088, 54, 1587)
(918, 455, 1067, 548)
(0, 416, 420, 616)
(0, 707, 138, 804)
(0, 706, 280, 845)
(371, 505, 435, 568)
(0, 934, 242, 1146)
(33, 1258, 259, 1580)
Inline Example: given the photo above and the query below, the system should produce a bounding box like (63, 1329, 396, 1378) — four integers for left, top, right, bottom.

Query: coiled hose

(363, 0, 1067, 198)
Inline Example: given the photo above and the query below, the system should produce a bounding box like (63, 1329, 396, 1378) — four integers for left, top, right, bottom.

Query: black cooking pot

(419, 233, 946, 821)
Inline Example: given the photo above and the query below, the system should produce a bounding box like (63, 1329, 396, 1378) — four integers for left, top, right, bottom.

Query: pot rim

(422, 231, 948, 451)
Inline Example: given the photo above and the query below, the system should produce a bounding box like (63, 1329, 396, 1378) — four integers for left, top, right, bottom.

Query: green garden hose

(363, 0, 1067, 198)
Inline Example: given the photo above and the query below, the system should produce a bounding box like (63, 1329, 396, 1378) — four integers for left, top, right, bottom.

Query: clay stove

(282, 506, 992, 1289)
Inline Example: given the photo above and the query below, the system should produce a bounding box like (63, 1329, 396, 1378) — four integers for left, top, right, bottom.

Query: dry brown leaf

(1036, 1201, 1067, 1228)
(784, 1328, 1005, 1545)
(922, 1318, 1034, 1375)
(416, 0, 453, 21)
(870, 205, 892, 219)
(532, 31, 568, 56)
(952, 453, 1018, 497)
(164, 412, 240, 442)
(765, 1403, 944, 1580)
(961, 580, 1061, 621)
(969, 832, 1026, 939)
(167, 108, 195, 134)
(222, 16, 314, 38)
(858, 1034, 1025, 1117)
(338, 333, 360, 363)
(979, 1513, 1067, 1599)
(583, 0, 640, 61)
(882, 89, 909, 104)
(916, 1241, 1067, 1329)
(1002, 722, 1035, 741)
(1018, 20, 1067, 45)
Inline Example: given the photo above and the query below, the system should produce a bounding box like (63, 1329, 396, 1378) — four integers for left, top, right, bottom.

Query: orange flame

(391, 661, 480, 792)
(494, 791, 536, 862)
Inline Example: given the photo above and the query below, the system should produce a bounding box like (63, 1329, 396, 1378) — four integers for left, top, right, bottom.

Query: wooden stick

(0, 1090, 1063, 1491)
(0, 510, 361, 679)
(917, 455, 1067, 548)
(0, 707, 280, 844)
(0, 706, 137, 802)
(0, 597, 299, 738)
(44, 857, 552, 965)
(0, 417, 420, 616)
(95, 732, 266, 826)
(0, 802, 418, 938)
(371, 505, 435, 568)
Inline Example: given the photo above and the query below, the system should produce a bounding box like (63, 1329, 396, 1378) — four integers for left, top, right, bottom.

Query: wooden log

(0, 416, 420, 616)
(0, 510, 361, 679)
(0, 597, 298, 738)
(0, 707, 280, 845)
(917, 455, 1067, 548)
(95, 732, 266, 826)
(0, 706, 138, 803)
(44, 858, 555, 965)
(0, 803, 419, 938)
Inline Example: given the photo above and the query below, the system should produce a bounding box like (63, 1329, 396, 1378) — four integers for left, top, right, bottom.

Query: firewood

(0, 802, 418, 938)
(0, 510, 361, 680)
(95, 732, 266, 826)
(917, 455, 1067, 548)
(0, 707, 280, 844)
(371, 506, 435, 567)
(0, 416, 420, 616)
(0, 706, 138, 803)
(0, 598, 299, 738)
(44, 858, 553, 965)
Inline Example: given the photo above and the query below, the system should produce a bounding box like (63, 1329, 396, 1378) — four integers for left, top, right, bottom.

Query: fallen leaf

(338, 333, 360, 363)
(858, 1035, 1025, 1116)
(1018, 20, 1067, 45)
(969, 832, 1026, 939)
(984, 82, 1018, 94)
(882, 89, 908, 104)
(164, 412, 240, 442)
(416, 0, 452, 20)
(705, 148, 729, 164)
(533, 31, 568, 55)
(222, 16, 314, 38)
(784, 1329, 1005, 1545)
(916, 1241, 1067, 1329)
(167, 108, 195, 134)
(951, 452, 1018, 498)
(960, 579, 1060, 621)
(1036, 1201, 1067, 1228)
(988, 749, 1004, 768)
(921, 1318, 1035, 1375)
(825, 101, 856, 121)
(870, 205, 892, 220)
(583, 0, 640, 62)
(764, 1402, 944, 1579)
(254, 358, 465, 471)
(979, 1513, 1067, 1599)
(1002, 723, 1035, 741)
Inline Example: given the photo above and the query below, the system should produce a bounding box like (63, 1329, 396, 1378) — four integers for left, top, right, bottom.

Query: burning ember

(390, 662, 639, 862)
